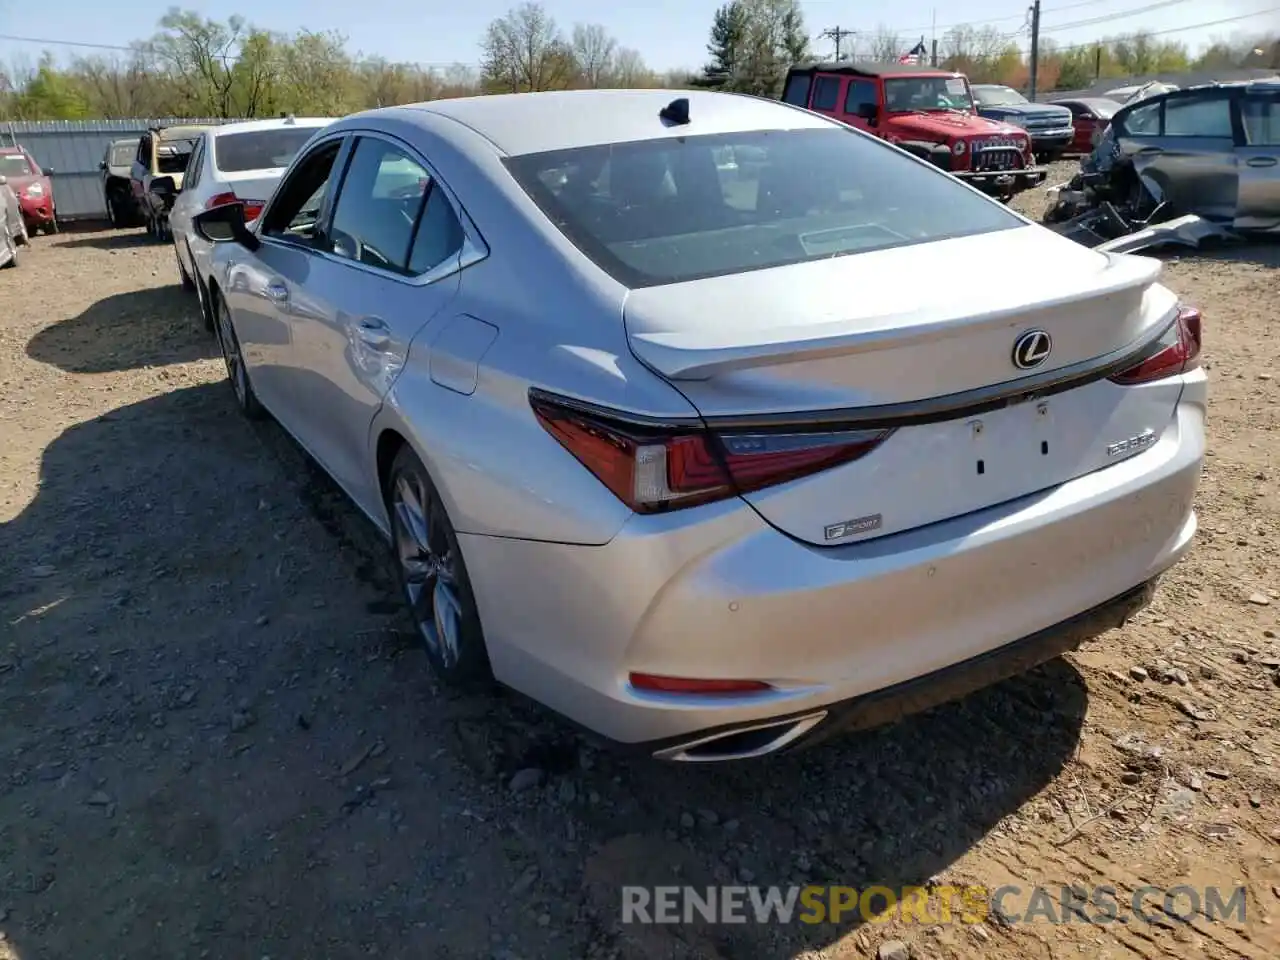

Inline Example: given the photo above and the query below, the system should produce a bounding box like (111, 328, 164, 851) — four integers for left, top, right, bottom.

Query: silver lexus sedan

(193, 89, 1206, 762)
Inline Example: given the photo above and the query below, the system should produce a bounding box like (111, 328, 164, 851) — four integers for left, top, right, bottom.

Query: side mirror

(0, 175, 7, 186)
(43, 168, 54, 176)
(855, 102, 879, 123)
(100, 160, 108, 171)
(151, 175, 177, 196)
(193, 202, 260, 251)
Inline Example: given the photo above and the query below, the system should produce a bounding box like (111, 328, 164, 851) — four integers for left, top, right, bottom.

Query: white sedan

(168, 116, 332, 330)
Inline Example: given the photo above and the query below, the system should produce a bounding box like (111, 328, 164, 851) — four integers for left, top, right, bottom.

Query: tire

(42, 218, 57, 236)
(194, 270, 215, 333)
(176, 243, 196, 292)
(14, 223, 28, 246)
(385, 445, 492, 688)
(212, 292, 265, 420)
(106, 195, 119, 229)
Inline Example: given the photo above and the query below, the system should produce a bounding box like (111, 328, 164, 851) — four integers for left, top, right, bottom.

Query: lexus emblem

(1012, 329, 1052, 370)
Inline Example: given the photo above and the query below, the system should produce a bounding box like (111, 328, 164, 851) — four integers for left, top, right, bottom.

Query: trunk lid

(623, 224, 1183, 546)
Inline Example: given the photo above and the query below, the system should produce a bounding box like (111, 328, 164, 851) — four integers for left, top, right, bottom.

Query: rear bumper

(643, 577, 1157, 760)
(954, 166, 1048, 194)
(462, 393, 1205, 749)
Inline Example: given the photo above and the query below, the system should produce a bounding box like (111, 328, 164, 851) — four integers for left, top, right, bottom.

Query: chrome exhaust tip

(652, 711, 828, 763)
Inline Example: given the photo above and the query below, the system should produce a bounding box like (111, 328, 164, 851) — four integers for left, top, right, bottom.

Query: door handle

(265, 280, 289, 303)
(1246, 156, 1278, 168)
(1136, 146, 1163, 156)
(355, 317, 391, 349)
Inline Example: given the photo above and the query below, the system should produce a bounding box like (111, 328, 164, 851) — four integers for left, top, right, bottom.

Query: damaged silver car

(1044, 79, 1280, 251)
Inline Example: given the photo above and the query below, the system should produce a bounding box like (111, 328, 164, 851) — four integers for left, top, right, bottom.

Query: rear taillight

(1109, 305, 1202, 386)
(529, 391, 892, 514)
(205, 191, 264, 222)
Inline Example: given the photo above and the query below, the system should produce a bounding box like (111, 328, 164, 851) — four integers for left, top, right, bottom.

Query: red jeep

(0, 146, 57, 234)
(781, 62, 1048, 200)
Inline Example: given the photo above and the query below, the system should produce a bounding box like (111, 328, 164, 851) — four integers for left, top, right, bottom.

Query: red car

(0, 146, 57, 235)
(1048, 98, 1123, 155)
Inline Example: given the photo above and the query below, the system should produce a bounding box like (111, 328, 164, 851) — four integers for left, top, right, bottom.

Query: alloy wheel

(391, 470, 463, 670)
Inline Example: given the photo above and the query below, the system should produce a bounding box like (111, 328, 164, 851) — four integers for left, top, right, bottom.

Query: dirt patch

(1, 221, 1278, 960)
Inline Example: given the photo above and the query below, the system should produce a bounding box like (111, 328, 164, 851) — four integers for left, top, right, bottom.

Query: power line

(1022, 6, 1280, 53)
(886, 0, 1166, 37)
(1043, 0, 1195, 32)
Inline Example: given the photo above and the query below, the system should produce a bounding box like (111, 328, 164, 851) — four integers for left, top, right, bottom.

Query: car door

(130, 133, 151, 207)
(223, 134, 350, 419)
(276, 132, 468, 505)
(171, 135, 205, 269)
(840, 78, 880, 133)
(1121, 90, 1237, 220)
(1235, 88, 1280, 231)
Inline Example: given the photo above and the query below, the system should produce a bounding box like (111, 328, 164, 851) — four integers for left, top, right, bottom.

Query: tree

(571, 23, 616, 88)
(700, 1, 749, 87)
(480, 2, 575, 93)
(11, 54, 90, 119)
(868, 26, 903, 63)
(145, 8, 246, 117)
(698, 0, 806, 97)
(613, 47, 655, 87)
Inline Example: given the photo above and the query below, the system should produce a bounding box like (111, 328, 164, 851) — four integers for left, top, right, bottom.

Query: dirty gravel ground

(1, 168, 1279, 960)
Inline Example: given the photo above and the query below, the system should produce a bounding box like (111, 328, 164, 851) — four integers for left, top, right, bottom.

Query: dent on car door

(1236, 91, 1280, 230)
(1125, 92, 1238, 220)
(226, 136, 348, 417)
(285, 134, 465, 509)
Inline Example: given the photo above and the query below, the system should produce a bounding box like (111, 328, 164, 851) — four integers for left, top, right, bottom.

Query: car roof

(790, 61, 961, 79)
(388, 89, 834, 156)
(972, 83, 1015, 90)
(208, 117, 332, 138)
(154, 125, 213, 141)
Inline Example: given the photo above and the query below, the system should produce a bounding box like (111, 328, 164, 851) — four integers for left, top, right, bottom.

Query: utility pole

(1094, 43, 1103, 81)
(820, 26, 856, 62)
(1028, 0, 1042, 101)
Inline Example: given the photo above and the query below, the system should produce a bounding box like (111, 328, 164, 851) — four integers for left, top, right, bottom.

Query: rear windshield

(504, 127, 1020, 288)
(110, 143, 136, 166)
(973, 86, 1026, 107)
(157, 140, 197, 175)
(0, 154, 32, 177)
(214, 128, 321, 173)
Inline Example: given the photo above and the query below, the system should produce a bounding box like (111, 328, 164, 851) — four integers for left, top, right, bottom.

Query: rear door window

(811, 76, 842, 112)
(1241, 93, 1280, 146)
(1163, 93, 1234, 138)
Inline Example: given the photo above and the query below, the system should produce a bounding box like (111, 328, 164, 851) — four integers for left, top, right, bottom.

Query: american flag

(897, 40, 928, 64)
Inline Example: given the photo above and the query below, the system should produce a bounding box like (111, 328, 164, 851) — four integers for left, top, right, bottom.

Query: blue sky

(0, 0, 1272, 74)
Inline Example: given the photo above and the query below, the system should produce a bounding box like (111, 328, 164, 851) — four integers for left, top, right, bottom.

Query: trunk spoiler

(628, 252, 1163, 381)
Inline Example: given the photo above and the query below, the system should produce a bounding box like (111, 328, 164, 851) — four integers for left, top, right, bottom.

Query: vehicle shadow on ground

(0, 380, 1087, 959)
(25, 286, 214, 373)
(1188, 237, 1280, 269)
(51, 230, 153, 251)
